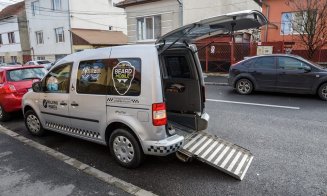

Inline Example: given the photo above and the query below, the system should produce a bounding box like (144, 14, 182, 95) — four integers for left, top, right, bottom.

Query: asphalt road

(1, 85, 327, 196)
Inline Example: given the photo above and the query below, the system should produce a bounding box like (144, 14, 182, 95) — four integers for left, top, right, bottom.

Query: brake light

(152, 103, 167, 126)
(0, 84, 16, 94)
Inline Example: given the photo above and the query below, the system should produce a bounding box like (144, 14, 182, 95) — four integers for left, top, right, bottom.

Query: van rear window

(76, 58, 141, 96)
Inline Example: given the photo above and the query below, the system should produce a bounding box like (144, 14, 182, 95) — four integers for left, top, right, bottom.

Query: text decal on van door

(112, 61, 135, 95)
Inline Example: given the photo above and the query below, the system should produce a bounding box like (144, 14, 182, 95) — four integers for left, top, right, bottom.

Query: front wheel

(24, 110, 46, 136)
(236, 78, 253, 95)
(109, 128, 144, 168)
(318, 83, 327, 101)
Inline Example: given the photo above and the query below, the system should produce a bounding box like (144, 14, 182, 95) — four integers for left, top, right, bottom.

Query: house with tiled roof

(0, 2, 31, 64)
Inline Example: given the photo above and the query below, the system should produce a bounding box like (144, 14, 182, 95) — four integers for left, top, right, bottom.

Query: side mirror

(32, 81, 42, 92)
(303, 65, 311, 72)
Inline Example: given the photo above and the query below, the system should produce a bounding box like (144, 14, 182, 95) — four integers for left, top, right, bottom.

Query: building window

(55, 27, 64, 43)
(281, 11, 308, 35)
(37, 56, 45, 60)
(11, 56, 17, 63)
(31, 1, 40, 15)
(52, 0, 62, 10)
(0, 56, 4, 63)
(137, 15, 161, 40)
(8, 32, 15, 44)
(35, 31, 44, 44)
(0, 34, 2, 45)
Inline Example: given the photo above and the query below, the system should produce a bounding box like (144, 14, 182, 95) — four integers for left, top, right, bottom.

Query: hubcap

(113, 136, 134, 163)
(322, 86, 327, 99)
(26, 114, 41, 133)
(238, 80, 251, 94)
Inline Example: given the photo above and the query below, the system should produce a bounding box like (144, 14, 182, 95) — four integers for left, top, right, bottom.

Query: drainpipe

(68, 0, 73, 54)
(176, 0, 183, 26)
(262, 1, 270, 42)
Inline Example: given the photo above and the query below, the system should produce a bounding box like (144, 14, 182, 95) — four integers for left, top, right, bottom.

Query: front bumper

(143, 134, 184, 156)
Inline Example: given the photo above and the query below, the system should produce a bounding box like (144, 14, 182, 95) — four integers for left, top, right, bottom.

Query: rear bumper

(143, 134, 184, 156)
(1, 95, 22, 113)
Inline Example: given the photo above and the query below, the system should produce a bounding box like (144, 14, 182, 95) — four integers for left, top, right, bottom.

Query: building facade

(25, 0, 127, 62)
(115, 0, 180, 44)
(0, 2, 31, 64)
(183, 0, 261, 25)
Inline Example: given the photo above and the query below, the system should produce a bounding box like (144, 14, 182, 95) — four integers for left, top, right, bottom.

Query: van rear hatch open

(157, 10, 267, 180)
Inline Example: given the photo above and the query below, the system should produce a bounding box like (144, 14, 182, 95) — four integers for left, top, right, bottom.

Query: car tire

(0, 105, 11, 122)
(236, 78, 253, 95)
(24, 110, 46, 136)
(318, 83, 327, 101)
(109, 128, 144, 168)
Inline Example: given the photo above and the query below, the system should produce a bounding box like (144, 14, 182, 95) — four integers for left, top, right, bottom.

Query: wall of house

(25, 0, 71, 62)
(0, 17, 24, 63)
(123, 0, 180, 43)
(70, 0, 127, 34)
(183, 0, 261, 25)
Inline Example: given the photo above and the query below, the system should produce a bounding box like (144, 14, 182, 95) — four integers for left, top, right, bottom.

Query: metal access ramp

(177, 131, 253, 180)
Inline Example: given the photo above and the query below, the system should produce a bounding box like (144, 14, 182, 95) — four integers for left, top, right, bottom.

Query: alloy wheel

(321, 85, 327, 99)
(237, 80, 251, 94)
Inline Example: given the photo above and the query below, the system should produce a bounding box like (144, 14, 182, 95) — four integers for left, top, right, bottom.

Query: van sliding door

(161, 50, 202, 130)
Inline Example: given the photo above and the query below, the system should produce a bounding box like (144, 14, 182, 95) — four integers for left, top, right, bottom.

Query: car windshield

(37, 60, 51, 64)
(7, 67, 47, 81)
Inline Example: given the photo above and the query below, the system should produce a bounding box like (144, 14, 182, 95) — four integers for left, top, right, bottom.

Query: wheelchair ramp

(178, 131, 253, 180)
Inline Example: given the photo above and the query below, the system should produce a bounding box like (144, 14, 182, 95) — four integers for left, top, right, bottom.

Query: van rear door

(157, 10, 267, 131)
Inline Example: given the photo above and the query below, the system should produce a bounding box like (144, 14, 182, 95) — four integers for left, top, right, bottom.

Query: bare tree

(286, 0, 327, 60)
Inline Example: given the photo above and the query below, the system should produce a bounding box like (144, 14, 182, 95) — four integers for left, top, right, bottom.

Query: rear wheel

(318, 83, 327, 101)
(109, 128, 144, 168)
(0, 105, 11, 122)
(24, 110, 46, 136)
(236, 78, 253, 95)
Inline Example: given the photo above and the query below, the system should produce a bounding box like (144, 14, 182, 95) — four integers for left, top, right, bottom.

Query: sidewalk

(203, 73, 229, 86)
(0, 131, 133, 196)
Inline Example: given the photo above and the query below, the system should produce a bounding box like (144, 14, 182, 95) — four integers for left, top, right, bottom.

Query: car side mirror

(32, 81, 42, 92)
(303, 65, 311, 72)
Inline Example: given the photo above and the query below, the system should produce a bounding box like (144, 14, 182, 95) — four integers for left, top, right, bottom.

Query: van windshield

(7, 68, 47, 81)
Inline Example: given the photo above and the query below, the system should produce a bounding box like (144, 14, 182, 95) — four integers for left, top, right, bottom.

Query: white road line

(206, 99, 300, 110)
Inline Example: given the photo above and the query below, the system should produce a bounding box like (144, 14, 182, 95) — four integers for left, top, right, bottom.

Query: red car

(0, 65, 47, 121)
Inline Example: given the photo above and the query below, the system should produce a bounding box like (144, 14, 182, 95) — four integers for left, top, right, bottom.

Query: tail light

(152, 103, 167, 126)
(0, 84, 16, 94)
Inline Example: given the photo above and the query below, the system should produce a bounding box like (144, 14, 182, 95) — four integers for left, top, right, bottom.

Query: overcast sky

(0, 0, 23, 11)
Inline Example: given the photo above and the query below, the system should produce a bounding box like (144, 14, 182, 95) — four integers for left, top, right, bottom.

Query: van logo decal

(112, 61, 135, 95)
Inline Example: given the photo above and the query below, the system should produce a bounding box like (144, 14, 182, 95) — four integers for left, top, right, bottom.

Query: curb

(205, 82, 229, 86)
(0, 125, 157, 196)
(203, 73, 229, 77)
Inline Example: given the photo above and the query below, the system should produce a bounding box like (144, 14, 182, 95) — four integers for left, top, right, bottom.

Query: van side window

(77, 59, 109, 95)
(44, 63, 72, 93)
(108, 58, 141, 96)
(164, 56, 191, 78)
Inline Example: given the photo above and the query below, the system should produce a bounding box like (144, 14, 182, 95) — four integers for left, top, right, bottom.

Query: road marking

(207, 99, 300, 110)
(0, 125, 157, 196)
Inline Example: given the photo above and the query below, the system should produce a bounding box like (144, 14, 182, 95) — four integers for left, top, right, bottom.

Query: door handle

(71, 102, 79, 107)
(60, 102, 67, 106)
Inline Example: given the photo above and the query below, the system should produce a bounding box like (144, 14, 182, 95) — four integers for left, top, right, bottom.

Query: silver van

(23, 10, 267, 174)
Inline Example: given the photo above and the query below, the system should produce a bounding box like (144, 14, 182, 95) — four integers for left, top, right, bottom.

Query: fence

(195, 41, 327, 73)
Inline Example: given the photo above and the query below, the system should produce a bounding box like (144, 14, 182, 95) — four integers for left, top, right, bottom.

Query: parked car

(24, 60, 53, 70)
(0, 65, 47, 121)
(228, 54, 327, 100)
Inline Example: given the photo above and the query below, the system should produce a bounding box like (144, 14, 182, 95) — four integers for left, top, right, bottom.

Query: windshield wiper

(22, 77, 41, 80)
